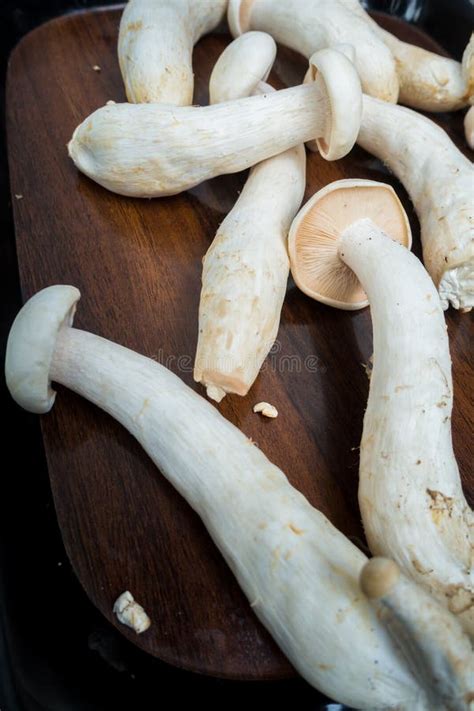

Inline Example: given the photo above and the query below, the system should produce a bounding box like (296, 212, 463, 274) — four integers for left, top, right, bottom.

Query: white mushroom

(227, 0, 399, 102)
(7, 284, 469, 710)
(229, 0, 472, 112)
(344, 0, 472, 112)
(194, 34, 306, 401)
(209, 31, 277, 104)
(357, 96, 474, 311)
(289, 180, 474, 638)
(360, 558, 474, 709)
(68, 47, 361, 197)
(118, 0, 227, 105)
(113, 591, 151, 634)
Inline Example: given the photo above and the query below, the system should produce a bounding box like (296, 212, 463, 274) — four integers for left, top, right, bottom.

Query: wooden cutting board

(6, 6, 473, 680)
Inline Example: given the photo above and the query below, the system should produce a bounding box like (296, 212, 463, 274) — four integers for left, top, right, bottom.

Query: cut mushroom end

(288, 179, 412, 310)
(227, 0, 255, 37)
(307, 48, 362, 160)
(5, 285, 80, 413)
(360, 557, 401, 600)
(209, 31, 277, 104)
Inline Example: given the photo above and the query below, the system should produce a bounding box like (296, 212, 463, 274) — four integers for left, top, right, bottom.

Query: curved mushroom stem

(194, 122, 305, 401)
(358, 96, 474, 311)
(361, 558, 474, 710)
(337, 219, 474, 638)
(43, 319, 422, 709)
(118, 0, 227, 105)
(68, 48, 361, 197)
(227, 0, 399, 102)
(343, 0, 471, 111)
(195, 35, 305, 401)
(7, 286, 439, 710)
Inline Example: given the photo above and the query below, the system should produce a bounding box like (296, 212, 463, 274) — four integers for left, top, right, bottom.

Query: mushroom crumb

(253, 402, 278, 418)
(362, 354, 374, 380)
(113, 591, 151, 634)
(15, 194, 23, 200)
(92, 65, 101, 72)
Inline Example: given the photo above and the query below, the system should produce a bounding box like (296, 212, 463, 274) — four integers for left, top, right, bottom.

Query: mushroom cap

(308, 48, 362, 160)
(5, 285, 80, 413)
(227, 0, 254, 37)
(209, 31, 276, 104)
(288, 179, 412, 310)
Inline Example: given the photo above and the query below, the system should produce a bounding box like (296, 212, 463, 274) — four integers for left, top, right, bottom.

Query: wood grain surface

(6, 6, 473, 680)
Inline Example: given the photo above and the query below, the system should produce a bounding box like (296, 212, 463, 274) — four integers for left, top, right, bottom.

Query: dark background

(0, 2, 472, 710)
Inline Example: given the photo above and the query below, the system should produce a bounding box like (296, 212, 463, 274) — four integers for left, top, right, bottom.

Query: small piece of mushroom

(194, 34, 305, 401)
(113, 591, 151, 634)
(357, 96, 474, 311)
(228, 0, 399, 102)
(7, 284, 463, 710)
(68, 47, 362, 197)
(253, 402, 278, 418)
(289, 180, 474, 639)
(360, 558, 474, 710)
(118, 0, 227, 105)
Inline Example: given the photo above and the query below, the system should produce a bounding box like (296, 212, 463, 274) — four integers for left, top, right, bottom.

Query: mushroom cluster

(6, 1, 473, 709)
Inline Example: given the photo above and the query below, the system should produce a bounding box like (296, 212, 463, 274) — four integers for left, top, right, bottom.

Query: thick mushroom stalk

(227, 0, 399, 102)
(360, 558, 474, 710)
(7, 285, 457, 710)
(195, 34, 305, 401)
(343, 0, 472, 112)
(68, 47, 361, 197)
(289, 181, 474, 639)
(231, 0, 472, 112)
(118, 0, 227, 105)
(358, 96, 474, 311)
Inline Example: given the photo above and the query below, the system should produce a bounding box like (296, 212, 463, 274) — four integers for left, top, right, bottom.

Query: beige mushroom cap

(5, 285, 80, 413)
(209, 31, 277, 104)
(288, 179, 412, 310)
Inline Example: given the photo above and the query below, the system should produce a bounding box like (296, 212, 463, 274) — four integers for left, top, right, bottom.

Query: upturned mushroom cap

(288, 179, 412, 310)
(5, 285, 80, 413)
(209, 31, 277, 104)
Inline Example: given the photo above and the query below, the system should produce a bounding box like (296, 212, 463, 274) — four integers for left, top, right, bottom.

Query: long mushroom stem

(228, 0, 399, 102)
(118, 0, 227, 105)
(337, 218, 474, 637)
(358, 96, 474, 311)
(361, 558, 474, 711)
(6, 285, 451, 711)
(194, 34, 306, 401)
(68, 48, 361, 197)
(343, 0, 471, 111)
